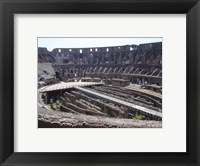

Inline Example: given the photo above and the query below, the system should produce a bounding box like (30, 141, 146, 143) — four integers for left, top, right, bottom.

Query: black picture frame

(0, 0, 200, 165)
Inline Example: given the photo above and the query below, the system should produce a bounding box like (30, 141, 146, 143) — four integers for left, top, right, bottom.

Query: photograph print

(38, 37, 162, 128)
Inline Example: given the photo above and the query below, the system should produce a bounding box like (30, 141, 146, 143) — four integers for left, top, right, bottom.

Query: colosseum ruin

(38, 41, 162, 128)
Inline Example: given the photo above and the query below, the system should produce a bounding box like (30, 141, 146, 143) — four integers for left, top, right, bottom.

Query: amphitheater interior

(38, 42, 162, 128)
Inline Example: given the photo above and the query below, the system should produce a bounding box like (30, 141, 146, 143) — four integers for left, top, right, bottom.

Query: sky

(38, 37, 162, 51)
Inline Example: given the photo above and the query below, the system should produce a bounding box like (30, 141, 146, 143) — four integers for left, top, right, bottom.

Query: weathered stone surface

(38, 42, 162, 85)
(38, 108, 162, 128)
(38, 43, 162, 66)
(38, 42, 162, 124)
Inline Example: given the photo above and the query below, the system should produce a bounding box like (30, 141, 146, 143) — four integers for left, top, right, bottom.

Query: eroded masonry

(38, 42, 162, 128)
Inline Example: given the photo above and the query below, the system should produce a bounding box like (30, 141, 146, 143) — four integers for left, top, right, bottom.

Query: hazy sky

(38, 37, 162, 51)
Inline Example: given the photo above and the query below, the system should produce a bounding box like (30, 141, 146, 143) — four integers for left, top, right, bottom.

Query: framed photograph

(0, 0, 200, 165)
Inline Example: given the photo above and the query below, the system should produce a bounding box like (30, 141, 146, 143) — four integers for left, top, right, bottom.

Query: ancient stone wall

(38, 42, 162, 85)
(38, 42, 162, 66)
